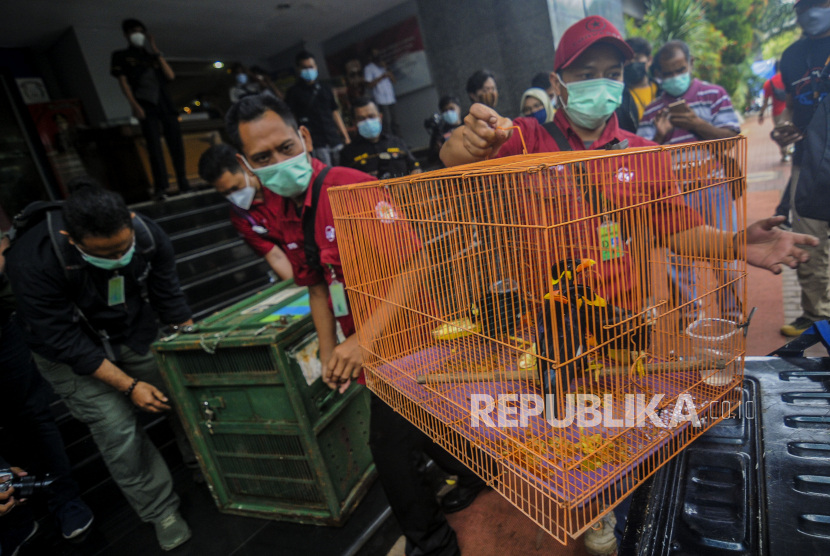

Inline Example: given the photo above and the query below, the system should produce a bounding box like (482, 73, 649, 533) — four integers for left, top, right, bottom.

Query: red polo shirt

(496, 111, 704, 305)
(230, 189, 285, 257)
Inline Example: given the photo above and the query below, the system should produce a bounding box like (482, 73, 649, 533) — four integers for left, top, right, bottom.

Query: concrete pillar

(417, 0, 556, 120)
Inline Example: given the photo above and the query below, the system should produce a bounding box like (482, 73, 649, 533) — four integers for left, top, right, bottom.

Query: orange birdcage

(328, 136, 748, 544)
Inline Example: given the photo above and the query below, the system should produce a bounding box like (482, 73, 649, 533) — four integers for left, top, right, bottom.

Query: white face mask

(227, 173, 256, 210)
(129, 32, 146, 48)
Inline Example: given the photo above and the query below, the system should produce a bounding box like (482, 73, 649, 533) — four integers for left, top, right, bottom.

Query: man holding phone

(637, 40, 743, 328)
(111, 18, 190, 200)
(637, 40, 740, 145)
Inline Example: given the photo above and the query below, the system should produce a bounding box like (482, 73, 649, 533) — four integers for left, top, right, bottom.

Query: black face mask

(624, 62, 648, 86)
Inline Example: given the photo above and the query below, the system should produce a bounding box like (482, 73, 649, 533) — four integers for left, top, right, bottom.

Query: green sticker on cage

(598, 222, 624, 261)
(329, 280, 349, 317)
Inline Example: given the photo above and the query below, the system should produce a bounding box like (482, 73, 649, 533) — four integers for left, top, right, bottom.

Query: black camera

(424, 113, 442, 134)
(0, 469, 54, 498)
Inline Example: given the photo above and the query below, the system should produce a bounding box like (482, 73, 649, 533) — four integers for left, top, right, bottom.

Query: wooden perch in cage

(416, 359, 727, 385)
(599, 359, 727, 377)
(417, 369, 539, 385)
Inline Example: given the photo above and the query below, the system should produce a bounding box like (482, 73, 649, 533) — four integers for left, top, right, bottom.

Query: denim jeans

(669, 183, 743, 321)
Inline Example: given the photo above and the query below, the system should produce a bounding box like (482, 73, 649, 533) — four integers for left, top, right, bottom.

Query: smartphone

(668, 99, 688, 114)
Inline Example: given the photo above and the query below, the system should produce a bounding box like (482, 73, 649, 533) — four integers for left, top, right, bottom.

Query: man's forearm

(265, 246, 294, 280)
(693, 122, 739, 141)
(666, 225, 736, 261)
(157, 56, 175, 81)
(91, 359, 134, 392)
(308, 282, 338, 358)
(117, 76, 140, 109)
(332, 111, 350, 142)
(359, 249, 430, 347)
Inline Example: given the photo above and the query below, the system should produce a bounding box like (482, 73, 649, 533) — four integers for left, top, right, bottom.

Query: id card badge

(329, 280, 350, 317)
(597, 221, 624, 262)
(108, 274, 126, 306)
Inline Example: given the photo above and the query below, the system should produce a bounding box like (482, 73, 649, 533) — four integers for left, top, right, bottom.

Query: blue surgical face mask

(799, 6, 830, 37)
(531, 107, 547, 124)
(227, 173, 256, 210)
(77, 238, 136, 270)
(442, 110, 459, 125)
(357, 117, 382, 139)
(300, 68, 318, 82)
(242, 136, 313, 199)
(559, 76, 624, 130)
(661, 71, 692, 97)
(236, 73, 248, 85)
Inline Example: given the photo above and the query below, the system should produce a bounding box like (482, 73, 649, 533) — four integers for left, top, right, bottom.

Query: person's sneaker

(781, 317, 815, 337)
(55, 497, 94, 540)
(154, 511, 192, 551)
(584, 511, 617, 556)
(0, 521, 38, 556)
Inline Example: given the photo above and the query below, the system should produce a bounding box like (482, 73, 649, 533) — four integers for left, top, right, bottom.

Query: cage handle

(483, 126, 528, 161)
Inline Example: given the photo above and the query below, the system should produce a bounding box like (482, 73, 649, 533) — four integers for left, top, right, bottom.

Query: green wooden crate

(152, 281, 376, 525)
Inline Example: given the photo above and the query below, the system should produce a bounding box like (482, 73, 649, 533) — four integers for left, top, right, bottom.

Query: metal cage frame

(329, 137, 748, 543)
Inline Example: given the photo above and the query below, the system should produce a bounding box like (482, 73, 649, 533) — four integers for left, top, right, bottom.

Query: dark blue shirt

(780, 35, 830, 164)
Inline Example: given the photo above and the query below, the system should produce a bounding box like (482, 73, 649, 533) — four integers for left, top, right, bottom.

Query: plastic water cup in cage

(685, 318, 740, 386)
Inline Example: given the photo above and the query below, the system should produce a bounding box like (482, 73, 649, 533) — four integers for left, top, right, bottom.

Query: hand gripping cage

(328, 136, 747, 543)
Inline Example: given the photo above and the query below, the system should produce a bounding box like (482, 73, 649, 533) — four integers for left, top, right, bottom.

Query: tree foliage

(626, 0, 728, 90)
(762, 27, 802, 60)
(627, 0, 772, 111)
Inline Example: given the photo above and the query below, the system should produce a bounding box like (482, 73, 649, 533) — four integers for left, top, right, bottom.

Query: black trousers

(369, 393, 483, 556)
(0, 318, 80, 524)
(138, 96, 189, 194)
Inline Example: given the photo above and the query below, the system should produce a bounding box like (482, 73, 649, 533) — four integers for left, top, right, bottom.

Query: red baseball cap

(553, 16, 634, 72)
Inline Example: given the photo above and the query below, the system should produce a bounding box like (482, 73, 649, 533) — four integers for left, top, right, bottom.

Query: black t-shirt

(780, 36, 830, 164)
(285, 81, 342, 148)
(110, 46, 168, 106)
(340, 133, 419, 179)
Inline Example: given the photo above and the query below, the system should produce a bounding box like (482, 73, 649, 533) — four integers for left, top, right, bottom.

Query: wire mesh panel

(329, 137, 747, 543)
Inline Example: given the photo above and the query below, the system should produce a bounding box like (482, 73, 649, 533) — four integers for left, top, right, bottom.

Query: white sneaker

(584, 510, 618, 555)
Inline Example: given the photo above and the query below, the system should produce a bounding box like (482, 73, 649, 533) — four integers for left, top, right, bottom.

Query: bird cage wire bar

(329, 137, 747, 543)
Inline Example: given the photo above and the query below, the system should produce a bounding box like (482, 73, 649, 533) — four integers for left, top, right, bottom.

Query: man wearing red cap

(442, 14, 820, 556)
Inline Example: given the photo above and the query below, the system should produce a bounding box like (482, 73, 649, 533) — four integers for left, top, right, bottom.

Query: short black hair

(627, 37, 652, 57)
(225, 93, 298, 151)
(655, 40, 691, 70)
(295, 50, 315, 66)
(63, 177, 132, 241)
(531, 73, 550, 90)
(198, 144, 241, 184)
(439, 95, 460, 111)
(466, 69, 495, 95)
(121, 18, 145, 34)
(352, 96, 376, 111)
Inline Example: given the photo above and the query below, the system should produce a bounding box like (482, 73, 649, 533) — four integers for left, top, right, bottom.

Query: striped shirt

(637, 78, 740, 144)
